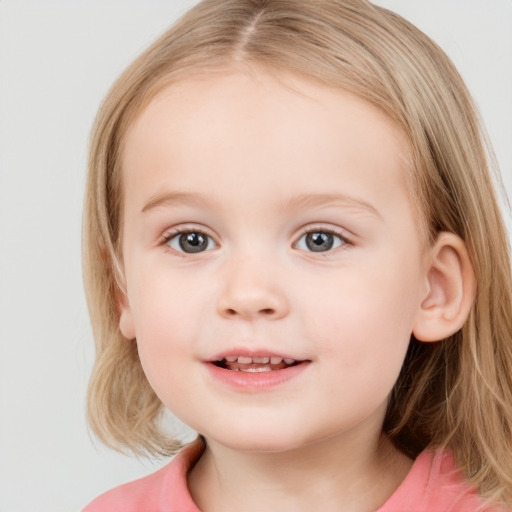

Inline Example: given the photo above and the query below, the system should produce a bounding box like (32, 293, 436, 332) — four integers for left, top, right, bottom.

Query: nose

(216, 255, 290, 321)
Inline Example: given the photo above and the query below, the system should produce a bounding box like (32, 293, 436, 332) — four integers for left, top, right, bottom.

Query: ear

(117, 280, 136, 341)
(413, 232, 476, 342)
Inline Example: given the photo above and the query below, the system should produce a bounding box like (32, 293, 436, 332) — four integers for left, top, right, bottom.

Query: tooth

(241, 367, 272, 372)
(253, 356, 270, 364)
(284, 358, 295, 364)
(225, 356, 238, 362)
(237, 356, 253, 364)
(270, 356, 283, 365)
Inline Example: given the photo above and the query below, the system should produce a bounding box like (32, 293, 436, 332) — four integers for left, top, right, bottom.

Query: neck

(188, 431, 413, 512)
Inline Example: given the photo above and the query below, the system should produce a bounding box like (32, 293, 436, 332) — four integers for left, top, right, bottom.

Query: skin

(117, 67, 471, 511)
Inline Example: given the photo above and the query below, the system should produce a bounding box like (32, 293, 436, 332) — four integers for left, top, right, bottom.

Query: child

(82, 0, 512, 510)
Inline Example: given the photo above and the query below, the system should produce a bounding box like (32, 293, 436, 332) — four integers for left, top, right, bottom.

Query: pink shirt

(83, 440, 501, 512)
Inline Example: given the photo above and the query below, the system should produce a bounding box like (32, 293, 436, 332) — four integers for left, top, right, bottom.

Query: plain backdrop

(0, 1, 510, 511)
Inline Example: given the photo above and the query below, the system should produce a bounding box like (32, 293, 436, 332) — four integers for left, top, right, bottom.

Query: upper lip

(206, 349, 308, 364)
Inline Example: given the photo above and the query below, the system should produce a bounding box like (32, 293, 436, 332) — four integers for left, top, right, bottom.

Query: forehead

(120, 68, 413, 217)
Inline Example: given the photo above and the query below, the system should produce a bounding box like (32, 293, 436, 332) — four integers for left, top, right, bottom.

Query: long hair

(83, 0, 512, 506)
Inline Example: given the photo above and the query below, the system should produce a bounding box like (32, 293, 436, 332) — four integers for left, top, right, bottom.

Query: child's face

(119, 68, 430, 452)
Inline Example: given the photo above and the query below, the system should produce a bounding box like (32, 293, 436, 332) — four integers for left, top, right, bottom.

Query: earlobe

(118, 288, 136, 340)
(115, 263, 136, 341)
(412, 233, 476, 342)
(119, 305, 136, 340)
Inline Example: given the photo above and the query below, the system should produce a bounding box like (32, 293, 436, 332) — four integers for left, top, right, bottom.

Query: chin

(202, 424, 315, 453)
(219, 438, 301, 453)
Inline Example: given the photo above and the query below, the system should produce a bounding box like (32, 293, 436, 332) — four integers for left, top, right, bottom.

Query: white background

(0, 1, 510, 511)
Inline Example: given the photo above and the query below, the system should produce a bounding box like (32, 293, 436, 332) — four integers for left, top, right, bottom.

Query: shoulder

(82, 440, 204, 512)
(82, 464, 169, 512)
(379, 449, 502, 512)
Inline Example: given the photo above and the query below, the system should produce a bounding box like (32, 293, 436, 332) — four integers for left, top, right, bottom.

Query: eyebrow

(141, 192, 218, 213)
(141, 190, 381, 219)
(280, 193, 382, 219)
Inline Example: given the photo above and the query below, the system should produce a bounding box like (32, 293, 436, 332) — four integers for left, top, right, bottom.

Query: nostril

(223, 307, 275, 317)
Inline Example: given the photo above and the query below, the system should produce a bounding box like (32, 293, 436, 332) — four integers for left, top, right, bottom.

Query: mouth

(212, 355, 301, 373)
(205, 352, 310, 391)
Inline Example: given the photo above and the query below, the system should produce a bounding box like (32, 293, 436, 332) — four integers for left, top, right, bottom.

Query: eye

(166, 230, 217, 254)
(295, 230, 346, 253)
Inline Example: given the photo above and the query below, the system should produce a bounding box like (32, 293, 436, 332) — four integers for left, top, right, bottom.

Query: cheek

(133, 297, 196, 406)
(130, 261, 208, 333)
(296, 258, 420, 365)
(126, 267, 206, 381)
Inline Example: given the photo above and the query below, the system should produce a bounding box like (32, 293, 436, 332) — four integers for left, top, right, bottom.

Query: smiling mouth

(213, 355, 301, 372)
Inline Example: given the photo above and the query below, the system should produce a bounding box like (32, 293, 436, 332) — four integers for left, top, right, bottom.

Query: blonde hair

(84, 0, 512, 507)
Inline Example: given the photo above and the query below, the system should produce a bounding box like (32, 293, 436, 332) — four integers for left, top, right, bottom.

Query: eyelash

(161, 226, 352, 255)
(294, 227, 350, 253)
(161, 228, 217, 255)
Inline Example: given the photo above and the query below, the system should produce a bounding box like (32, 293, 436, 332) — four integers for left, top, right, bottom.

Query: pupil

(306, 232, 333, 252)
(179, 232, 207, 253)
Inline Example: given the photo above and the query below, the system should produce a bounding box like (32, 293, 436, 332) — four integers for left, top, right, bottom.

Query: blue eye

(295, 230, 346, 253)
(167, 231, 217, 253)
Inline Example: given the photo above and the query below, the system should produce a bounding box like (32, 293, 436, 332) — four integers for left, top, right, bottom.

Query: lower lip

(204, 362, 310, 392)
